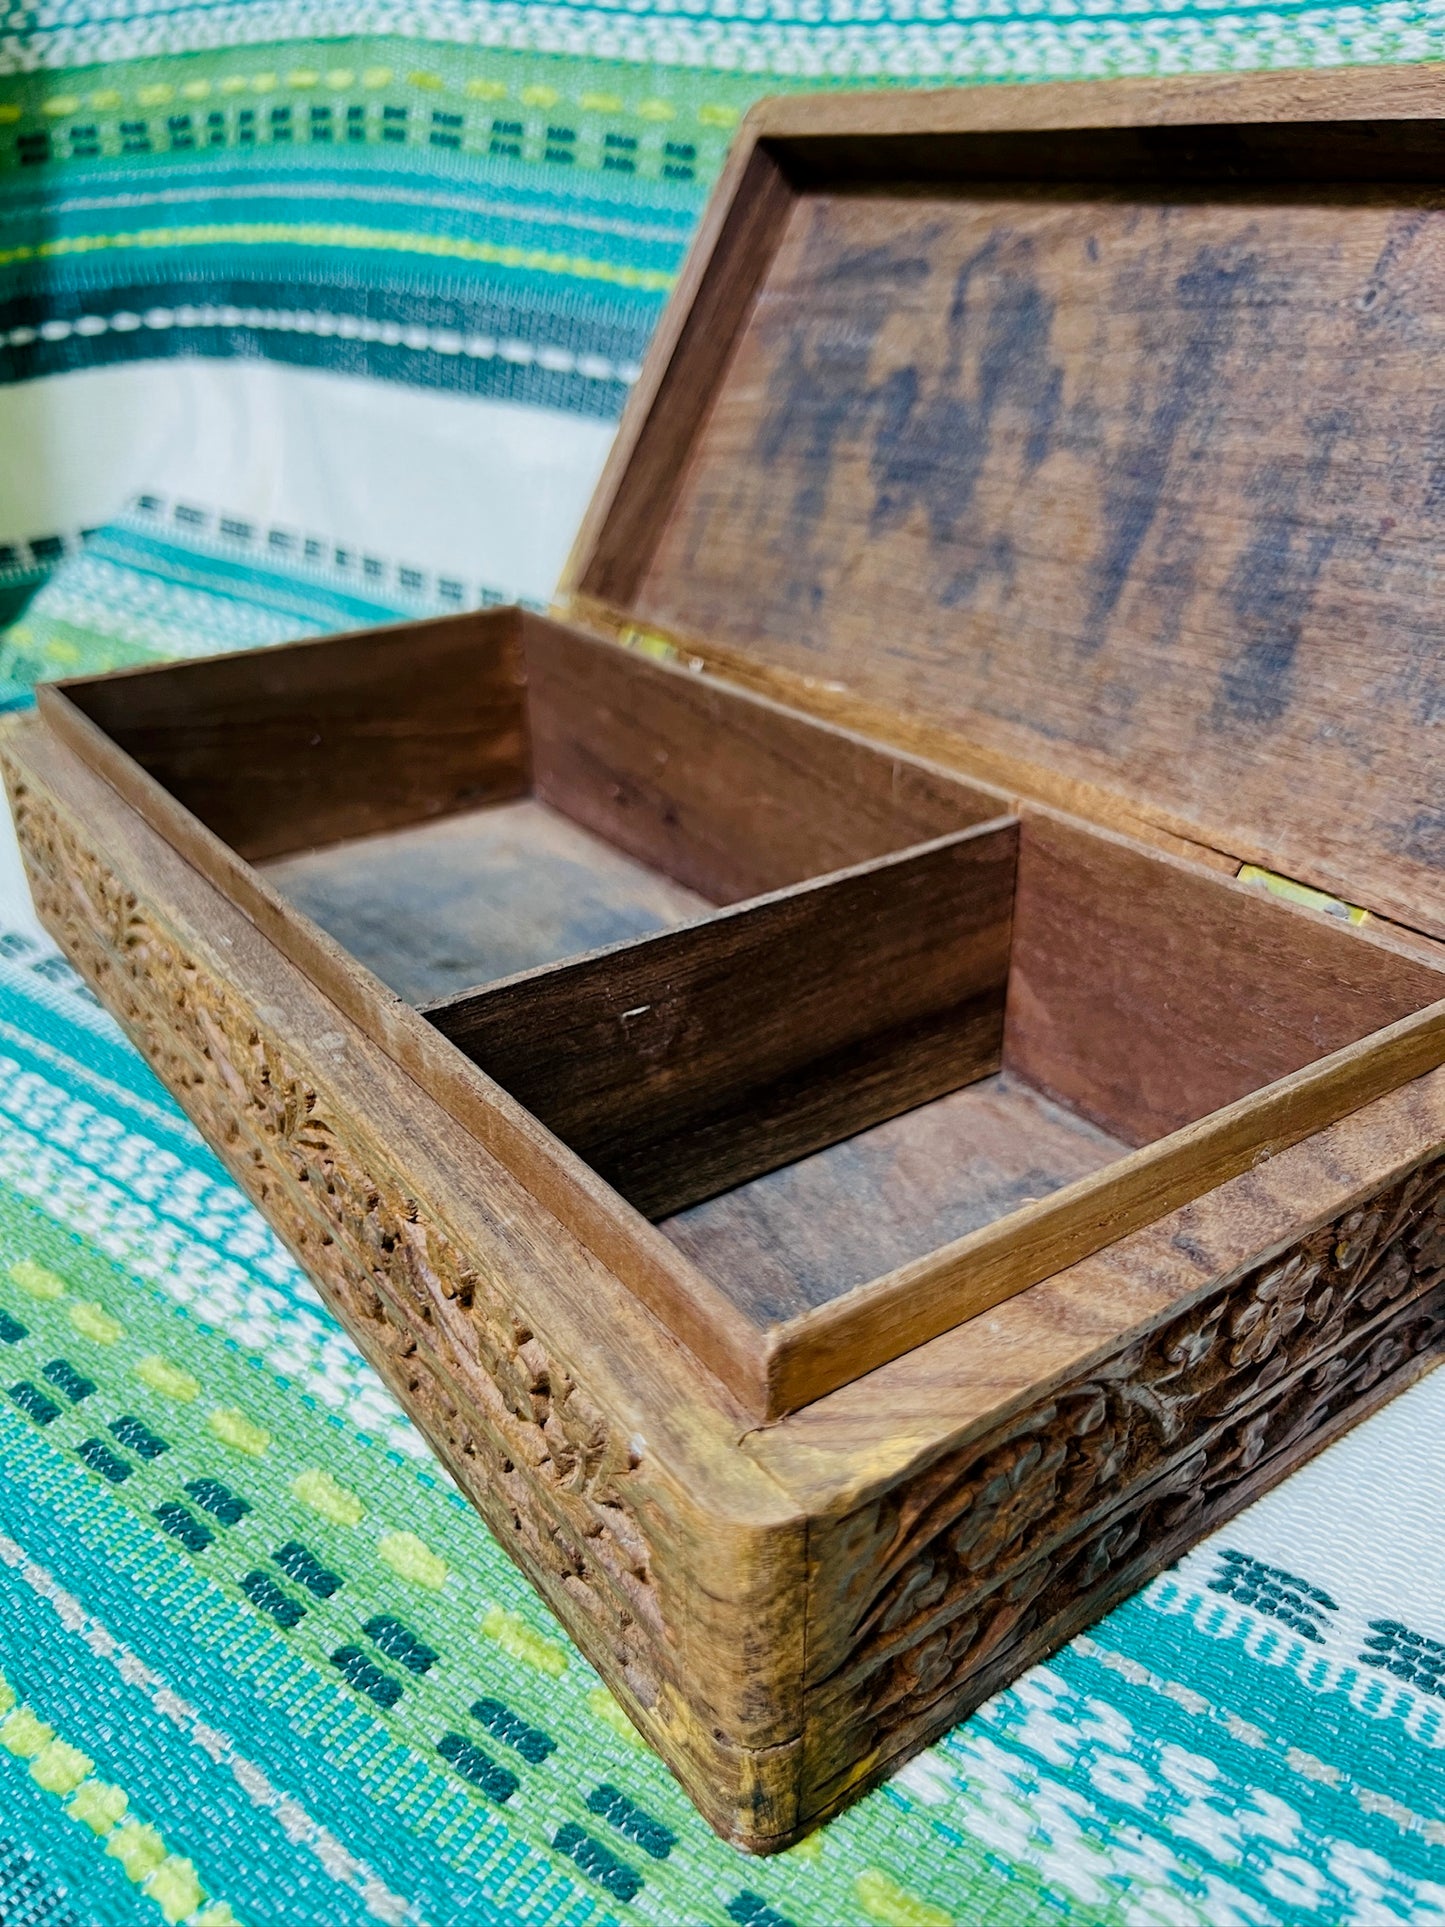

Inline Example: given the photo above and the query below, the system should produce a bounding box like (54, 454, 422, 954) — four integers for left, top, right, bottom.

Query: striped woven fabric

(4, 9, 1445, 1924)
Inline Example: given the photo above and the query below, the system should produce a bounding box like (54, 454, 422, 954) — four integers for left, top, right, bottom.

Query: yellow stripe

(0, 220, 676, 291)
(0, 1667, 239, 1926)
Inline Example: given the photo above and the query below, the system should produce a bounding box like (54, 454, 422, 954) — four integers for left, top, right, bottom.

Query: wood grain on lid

(630, 184, 1445, 935)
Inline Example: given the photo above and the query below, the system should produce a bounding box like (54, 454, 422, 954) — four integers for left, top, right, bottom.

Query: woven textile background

(5, 9, 1445, 1925)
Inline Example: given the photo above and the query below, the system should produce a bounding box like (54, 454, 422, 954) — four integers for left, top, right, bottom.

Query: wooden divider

(425, 819, 1018, 1218)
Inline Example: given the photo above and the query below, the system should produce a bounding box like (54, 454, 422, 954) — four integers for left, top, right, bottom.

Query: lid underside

(611, 166, 1445, 938)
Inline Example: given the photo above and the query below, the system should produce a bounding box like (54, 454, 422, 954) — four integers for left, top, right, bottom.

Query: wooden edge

(759, 996, 1445, 1413)
(740, 59, 1445, 140)
(52, 601, 523, 694)
(421, 817, 1016, 1014)
(27, 694, 777, 1418)
(559, 133, 795, 610)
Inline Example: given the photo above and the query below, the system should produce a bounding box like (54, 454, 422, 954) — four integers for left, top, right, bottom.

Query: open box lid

(560, 64, 1445, 943)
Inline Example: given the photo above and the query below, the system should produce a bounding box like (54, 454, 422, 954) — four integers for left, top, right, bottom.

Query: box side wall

(1, 718, 811, 1848)
(798, 1286, 1445, 1835)
(51, 607, 531, 862)
(780, 1069, 1445, 1827)
(1006, 806, 1445, 1147)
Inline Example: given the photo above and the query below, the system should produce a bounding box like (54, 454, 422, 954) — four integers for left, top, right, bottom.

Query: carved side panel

(803, 1159, 1445, 1808)
(5, 758, 679, 1722)
(803, 1275, 1445, 1823)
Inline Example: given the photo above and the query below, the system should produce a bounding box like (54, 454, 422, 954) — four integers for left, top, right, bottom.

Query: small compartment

(58, 609, 1001, 1011)
(263, 802, 715, 1005)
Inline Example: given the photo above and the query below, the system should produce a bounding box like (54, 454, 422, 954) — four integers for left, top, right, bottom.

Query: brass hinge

(1237, 863, 1370, 926)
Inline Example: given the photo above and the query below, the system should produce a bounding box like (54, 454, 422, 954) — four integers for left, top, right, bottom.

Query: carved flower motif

(947, 1434, 1068, 1576)
(1228, 1251, 1332, 1370)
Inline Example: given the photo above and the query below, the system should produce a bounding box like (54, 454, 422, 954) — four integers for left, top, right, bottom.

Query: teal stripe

(83, 525, 415, 628)
(1058, 1604, 1445, 1895)
(0, 190, 690, 280)
(0, 162, 703, 244)
(0, 1414, 596, 1927)
(0, 960, 241, 1151)
(0, 1549, 385, 1927)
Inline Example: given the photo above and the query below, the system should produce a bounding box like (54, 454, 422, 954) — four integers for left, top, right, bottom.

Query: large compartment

(430, 793, 1445, 1326)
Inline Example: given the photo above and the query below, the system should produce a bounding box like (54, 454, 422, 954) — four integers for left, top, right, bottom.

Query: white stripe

(4, 308, 641, 383)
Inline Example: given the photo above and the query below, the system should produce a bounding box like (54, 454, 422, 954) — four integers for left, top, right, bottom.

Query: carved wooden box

(9, 61, 1445, 1852)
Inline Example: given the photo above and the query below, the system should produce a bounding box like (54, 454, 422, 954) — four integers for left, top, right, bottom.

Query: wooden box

(10, 61, 1445, 1852)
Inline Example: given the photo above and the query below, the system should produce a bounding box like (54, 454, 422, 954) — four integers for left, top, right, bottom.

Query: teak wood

(10, 60, 1445, 1852)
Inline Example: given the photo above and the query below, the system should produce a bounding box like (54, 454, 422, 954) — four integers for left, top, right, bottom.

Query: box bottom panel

(261, 796, 713, 1004)
(659, 1068, 1127, 1324)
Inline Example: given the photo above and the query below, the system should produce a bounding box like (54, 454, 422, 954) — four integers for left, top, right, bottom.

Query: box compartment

(58, 608, 1002, 1012)
(262, 800, 716, 1006)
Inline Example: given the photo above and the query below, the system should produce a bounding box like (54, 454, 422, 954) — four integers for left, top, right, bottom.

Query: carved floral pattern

(808, 1161, 1445, 1789)
(808, 1275, 1445, 1818)
(3, 758, 665, 1697)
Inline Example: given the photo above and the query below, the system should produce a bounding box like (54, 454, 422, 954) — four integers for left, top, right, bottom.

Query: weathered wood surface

(264, 797, 712, 1006)
(10, 711, 1445, 1851)
(521, 613, 1000, 905)
(566, 73, 1445, 937)
(637, 185, 1445, 936)
(568, 64, 1445, 623)
(49, 607, 528, 862)
(427, 822, 1016, 1220)
(571, 140, 797, 613)
(661, 1069, 1125, 1325)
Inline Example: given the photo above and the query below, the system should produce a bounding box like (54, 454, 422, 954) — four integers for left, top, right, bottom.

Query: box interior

(58, 612, 1445, 1341)
(262, 801, 715, 1006)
